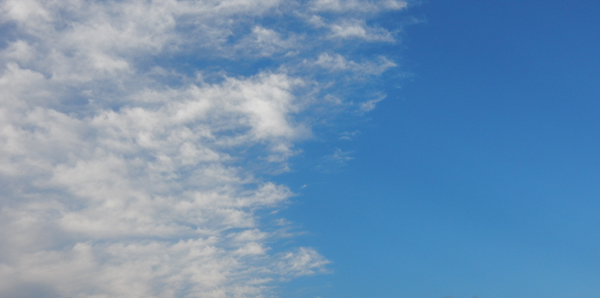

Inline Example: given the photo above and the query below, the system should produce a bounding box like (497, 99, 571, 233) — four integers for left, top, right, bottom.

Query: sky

(0, 1, 599, 298)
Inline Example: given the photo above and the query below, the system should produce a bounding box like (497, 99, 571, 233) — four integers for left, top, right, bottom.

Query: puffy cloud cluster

(0, 0, 406, 297)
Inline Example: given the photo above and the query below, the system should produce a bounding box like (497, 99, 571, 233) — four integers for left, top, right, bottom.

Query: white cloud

(360, 94, 386, 112)
(331, 148, 355, 162)
(235, 26, 301, 57)
(278, 247, 331, 277)
(310, 0, 407, 13)
(308, 16, 395, 41)
(0, 0, 406, 296)
(0, 71, 317, 296)
(340, 130, 360, 140)
(329, 19, 395, 41)
(315, 53, 397, 75)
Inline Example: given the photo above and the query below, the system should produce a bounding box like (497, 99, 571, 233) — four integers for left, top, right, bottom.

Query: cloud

(331, 148, 355, 162)
(306, 0, 408, 42)
(309, 0, 408, 13)
(278, 247, 331, 277)
(235, 26, 301, 57)
(340, 130, 361, 140)
(360, 95, 386, 112)
(328, 19, 394, 41)
(308, 16, 395, 41)
(315, 148, 354, 173)
(314, 53, 397, 75)
(0, 0, 406, 297)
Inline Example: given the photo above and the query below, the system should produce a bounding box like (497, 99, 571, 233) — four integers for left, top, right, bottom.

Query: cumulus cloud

(0, 0, 406, 297)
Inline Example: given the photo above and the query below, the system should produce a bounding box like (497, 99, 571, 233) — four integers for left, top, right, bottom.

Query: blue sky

(1, 1, 599, 298)
(277, 1, 600, 298)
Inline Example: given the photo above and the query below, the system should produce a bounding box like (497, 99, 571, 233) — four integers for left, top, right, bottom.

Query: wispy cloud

(340, 130, 361, 141)
(360, 94, 386, 112)
(309, 0, 408, 13)
(315, 148, 355, 173)
(308, 16, 396, 41)
(314, 53, 397, 75)
(0, 0, 406, 296)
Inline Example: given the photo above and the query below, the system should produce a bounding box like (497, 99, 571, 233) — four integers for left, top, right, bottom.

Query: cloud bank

(0, 0, 406, 297)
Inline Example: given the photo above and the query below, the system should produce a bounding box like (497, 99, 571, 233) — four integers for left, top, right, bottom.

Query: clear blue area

(276, 1, 600, 297)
